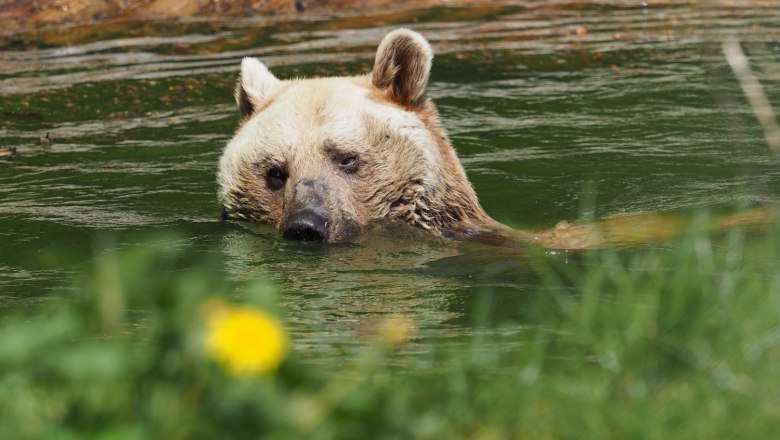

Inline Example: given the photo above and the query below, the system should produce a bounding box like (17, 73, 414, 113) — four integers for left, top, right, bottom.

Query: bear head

(218, 28, 505, 243)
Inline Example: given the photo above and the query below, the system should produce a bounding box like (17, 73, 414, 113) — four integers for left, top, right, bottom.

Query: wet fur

(218, 29, 509, 243)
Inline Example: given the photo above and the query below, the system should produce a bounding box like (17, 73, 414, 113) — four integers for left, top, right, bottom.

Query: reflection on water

(1, 1, 779, 350)
(220, 221, 538, 353)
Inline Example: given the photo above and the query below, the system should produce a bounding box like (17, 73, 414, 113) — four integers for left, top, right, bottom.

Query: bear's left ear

(235, 57, 281, 117)
(371, 29, 433, 108)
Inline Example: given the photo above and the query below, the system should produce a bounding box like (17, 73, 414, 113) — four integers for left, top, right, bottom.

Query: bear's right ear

(235, 57, 281, 117)
(371, 28, 433, 108)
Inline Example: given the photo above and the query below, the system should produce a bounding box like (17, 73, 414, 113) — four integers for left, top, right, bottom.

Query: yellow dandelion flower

(204, 302, 287, 376)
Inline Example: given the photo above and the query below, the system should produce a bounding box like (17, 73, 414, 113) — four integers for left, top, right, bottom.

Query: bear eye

(335, 154, 358, 173)
(265, 166, 288, 191)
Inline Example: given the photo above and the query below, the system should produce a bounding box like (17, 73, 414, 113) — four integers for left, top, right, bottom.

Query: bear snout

(282, 177, 362, 243)
(283, 208, 329, 242)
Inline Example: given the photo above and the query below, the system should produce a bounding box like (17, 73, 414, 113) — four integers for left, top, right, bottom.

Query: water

(1, 2, 780, 352)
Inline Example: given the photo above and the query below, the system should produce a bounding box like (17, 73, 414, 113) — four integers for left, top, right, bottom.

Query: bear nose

(283, 209, 329, 242)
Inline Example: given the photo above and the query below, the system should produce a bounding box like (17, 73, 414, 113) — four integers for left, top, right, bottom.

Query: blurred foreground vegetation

(2, 213, 780, 439)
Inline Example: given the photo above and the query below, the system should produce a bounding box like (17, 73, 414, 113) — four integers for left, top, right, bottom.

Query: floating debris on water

(0, 147, 17, 158)
(37, 132, 52, 146)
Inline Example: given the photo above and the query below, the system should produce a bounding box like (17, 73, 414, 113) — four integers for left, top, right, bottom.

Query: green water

(1, 3, 780, 352)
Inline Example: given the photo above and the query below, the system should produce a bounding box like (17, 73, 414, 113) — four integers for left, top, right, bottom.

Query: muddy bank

(6, 0, 768, 33)
(0, 0, 489, 32)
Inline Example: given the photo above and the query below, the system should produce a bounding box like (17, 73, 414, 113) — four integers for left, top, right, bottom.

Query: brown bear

(217, 28, 771, 247)
(218, 28, 511, 244)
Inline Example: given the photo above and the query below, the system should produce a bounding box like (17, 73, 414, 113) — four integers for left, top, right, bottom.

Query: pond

(1, 2, 779, 357)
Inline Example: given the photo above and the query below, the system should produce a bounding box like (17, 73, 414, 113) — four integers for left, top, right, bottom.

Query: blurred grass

(2, 213, 780, 438)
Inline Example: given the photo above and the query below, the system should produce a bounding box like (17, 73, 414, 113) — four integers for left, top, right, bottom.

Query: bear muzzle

(283, 208, 329, 242)
(281, 178, 359, 243)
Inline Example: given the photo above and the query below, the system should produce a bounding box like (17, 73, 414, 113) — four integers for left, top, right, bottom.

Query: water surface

(2, 1, 780, 354)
